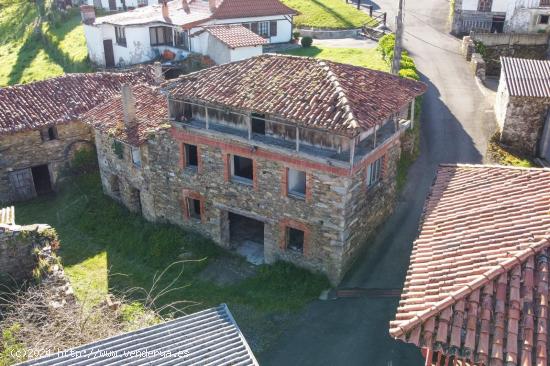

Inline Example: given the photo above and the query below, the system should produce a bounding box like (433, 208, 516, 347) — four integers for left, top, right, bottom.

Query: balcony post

(373, 125, 377, 148)
(410, 98, 415, 130)
(349, 137, 356, 166)
(296, 127, 300, 152)
(247, 114, 252, 140)
(205, 106, 209, 129)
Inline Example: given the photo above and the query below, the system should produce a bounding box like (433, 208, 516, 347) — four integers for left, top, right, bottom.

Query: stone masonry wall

(500, 96, 550, 156)
(0, 121, 93, 203)
(0, 223, 55, 283)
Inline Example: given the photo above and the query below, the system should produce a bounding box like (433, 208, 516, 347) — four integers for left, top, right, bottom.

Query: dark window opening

(175, 30, 189, 50)
(539, 15, 549, 24)
(183, 103, 192, 121)
(367, 156, 383, 187)
(185, 144, 198, 167)
(270, 21, 277, 37)
(287, 227, 304, 253)
(232, 155, 253, 182)
(150, 26, 173, 46)
(40, 127, 58, 141)
(251, 113, 266, 135)
(478, 0, 493, 12)
(115, 26, 127, 47)
(109, 175, 121, 198)
(31, 165, 52, 196)
(187, 198, 201, 220)
(491, 15, 505, 33)
(288, 169, 306, 198)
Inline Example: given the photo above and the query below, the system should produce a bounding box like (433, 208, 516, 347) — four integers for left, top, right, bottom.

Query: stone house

(495, 57, 550, 160)
(390, 164, 550, 366)
(0, 66, 159, 203)
(85, 55, 426, 284)
(81, 0, 296, 68)
(451, 0, 550, 35)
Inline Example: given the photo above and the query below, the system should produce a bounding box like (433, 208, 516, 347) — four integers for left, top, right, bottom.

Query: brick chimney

(161, 0, 169, 19)
(152, 62, 164, 85)
(182, 0, 190, 13)
(79, 5, 96, 25)
(121, 84, 137, 128)
(209, 0, 217, 12)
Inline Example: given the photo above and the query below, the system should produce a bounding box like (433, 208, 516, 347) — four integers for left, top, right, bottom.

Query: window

(40, 127, 58, 141)
(287, 227, 304, 253)
(150, 26, 173, 46)
(232, 155, 253, 183)
(251, 113, 266, 135)
(184, 144, 198, 168)
(539, 14, 549, 24)
(258, 21, 269, 37)
(115, 26, 127, 47)
(288, 169, 306, 198)
(175, 30, 189, 50)
(131, 147, 141, 167)
(269, 21, 277, 37)
(477, 0, 493, 12)
(367, 156, 383, 187)
(541, 0, 550, 7)
(187, 197, 201, 220)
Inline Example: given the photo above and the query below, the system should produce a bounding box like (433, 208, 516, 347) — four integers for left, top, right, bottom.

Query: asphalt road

(260, 0, 496, 365)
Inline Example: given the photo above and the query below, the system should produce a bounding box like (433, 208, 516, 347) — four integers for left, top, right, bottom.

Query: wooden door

(108, 0, 116, 10)
(103, 39, 115, 68)
(539, 109, 550, 161)
(8, 169, 36, 201)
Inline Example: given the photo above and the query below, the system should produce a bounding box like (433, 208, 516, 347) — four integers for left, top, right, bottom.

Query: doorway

(540, 109, 550, 161)
(229, 212, 265, 265)
(31, 165, 52, 196)
(108, 0, 116, 10)
(103, 39, 115, 68)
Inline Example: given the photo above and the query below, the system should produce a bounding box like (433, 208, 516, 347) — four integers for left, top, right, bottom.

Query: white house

(451, 0, 550, 34)
(80, 0, 296, 68)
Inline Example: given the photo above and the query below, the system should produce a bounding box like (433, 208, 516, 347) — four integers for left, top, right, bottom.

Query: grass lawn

(14, 172, 328, 353)
(0, 0, 91, 87)
(282, 0, 373, 29)
(283, 45, 389, 71)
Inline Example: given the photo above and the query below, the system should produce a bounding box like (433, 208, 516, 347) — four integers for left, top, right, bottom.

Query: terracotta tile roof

(501, 57, 550, 98)
(82, 84, 169, 146)
(390, 164, 550, 366)
(202, 25, 267, 49)
(0, 67, 156, 136)
(212, 0, 297, 19)
(164, 54, 426, 137)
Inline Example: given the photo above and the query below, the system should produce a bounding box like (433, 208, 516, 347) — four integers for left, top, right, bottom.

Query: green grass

(0, 0, 91, 87)
(14, 172, 328, 352)
(487, 139, 535, 167)
(283, 46, 389, 71)
(282, 0, 374, 29)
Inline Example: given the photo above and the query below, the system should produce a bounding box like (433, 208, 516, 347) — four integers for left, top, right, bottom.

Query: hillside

(281, 0, 372, 29)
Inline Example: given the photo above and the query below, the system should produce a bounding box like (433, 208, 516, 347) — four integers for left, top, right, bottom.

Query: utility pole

(391, 0, 404, 75)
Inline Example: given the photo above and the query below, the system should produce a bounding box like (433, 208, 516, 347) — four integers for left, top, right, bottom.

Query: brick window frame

(179, 142, 202, 173)
(365, 153, 387, 191)
(281, 167, 313, 203)
(181, 189, 205, 223)
(279, 218, 310, 256)
(223, 152, 259, 191)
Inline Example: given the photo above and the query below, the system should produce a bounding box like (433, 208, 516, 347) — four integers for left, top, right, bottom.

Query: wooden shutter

(270, 21, 277, 37)
(250, 22, 259, 34)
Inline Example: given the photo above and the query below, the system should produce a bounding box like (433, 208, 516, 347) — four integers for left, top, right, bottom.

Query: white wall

(83, 24, 106, 66)
(462, 0, 480, 11)
(495, 70, 509, 131)
(205, 35, 231, 64)
(230, 46, 262, 62)
(204, 15, 293, 44)
(88, 0, 149, 11)
(506, 5, 550, 32)
(492, 0, 509, 13)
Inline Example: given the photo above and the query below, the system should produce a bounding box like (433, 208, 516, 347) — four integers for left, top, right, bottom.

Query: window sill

(288, 192, 305, 201)
(231, 176, 253, 186)
(116, 43, 127, 48)
(184, 166, 198, 174)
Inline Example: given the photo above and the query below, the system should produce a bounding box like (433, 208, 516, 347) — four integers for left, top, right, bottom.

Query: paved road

(260, 0, 496, 365)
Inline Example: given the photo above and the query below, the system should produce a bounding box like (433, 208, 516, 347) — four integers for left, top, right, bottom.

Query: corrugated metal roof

(501, 56, 550, 98)
(20, 304, 258, 366)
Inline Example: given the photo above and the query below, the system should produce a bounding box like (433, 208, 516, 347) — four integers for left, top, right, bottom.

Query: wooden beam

(373, 125, 377, 148)
(410, 99, 416, 130)
(349, 137, 356, 166)
(205, 106, 209, 129)
(247, 114, 252, 140)
(296, 127, 300, 152)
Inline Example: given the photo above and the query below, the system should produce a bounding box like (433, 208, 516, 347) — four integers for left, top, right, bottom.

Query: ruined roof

(212, 0, 297, 19)
(82, 84, 169, 146)
(164, 54, 427, 137)
(390, 164, 550, 366)
(0, 206, 15, 226)
(202, 25, 267, 49)
(94, 0, 212, 27)
(0, 67, 157, 136)
(501, 57, 550, 98)
(23, 304, 259, 366)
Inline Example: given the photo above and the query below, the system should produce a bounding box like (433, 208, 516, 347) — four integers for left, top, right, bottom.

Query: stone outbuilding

(86, 55, 426, 284)
(495, 56, 550, 160)
(0, 67, 159, 203)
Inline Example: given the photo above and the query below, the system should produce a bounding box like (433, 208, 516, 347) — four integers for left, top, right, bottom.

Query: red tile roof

(164, 54, 426, 137)
(390, 164, 550, 366)
(212, 0, 297, 19)
(82, 85, 169, 146)
(0, 67, 156, 136)
(202, 25, 267, 49)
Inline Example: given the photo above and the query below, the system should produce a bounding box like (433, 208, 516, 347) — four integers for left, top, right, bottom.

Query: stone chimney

(152, 62, 164, 85)
(79, 5, 96, 25)
(182, 0, 190, 13)
(209, 0, 217, 12)
(161, 0, 169, 19)
(121, 84, 137, 128)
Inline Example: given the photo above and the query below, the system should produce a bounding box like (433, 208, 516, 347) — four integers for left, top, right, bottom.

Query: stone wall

(499, 95, 550, 156)
(0, 121, 93, 203)
(0, 223, 56, 283)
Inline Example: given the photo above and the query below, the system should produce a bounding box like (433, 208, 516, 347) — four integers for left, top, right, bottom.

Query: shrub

(399, 68, 420, 80)
(292, 31, 301, 40)
(301, 36, 313, 48)
(70, 146, 98, 174)
(377, 33, 395, 60)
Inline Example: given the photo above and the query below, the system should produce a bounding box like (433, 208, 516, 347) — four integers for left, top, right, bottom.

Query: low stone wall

(297, 27, 360, 39)
(0, 223, 57, 283)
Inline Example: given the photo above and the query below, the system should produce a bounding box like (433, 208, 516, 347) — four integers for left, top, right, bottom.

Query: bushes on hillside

(377, 34, 420, 81)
